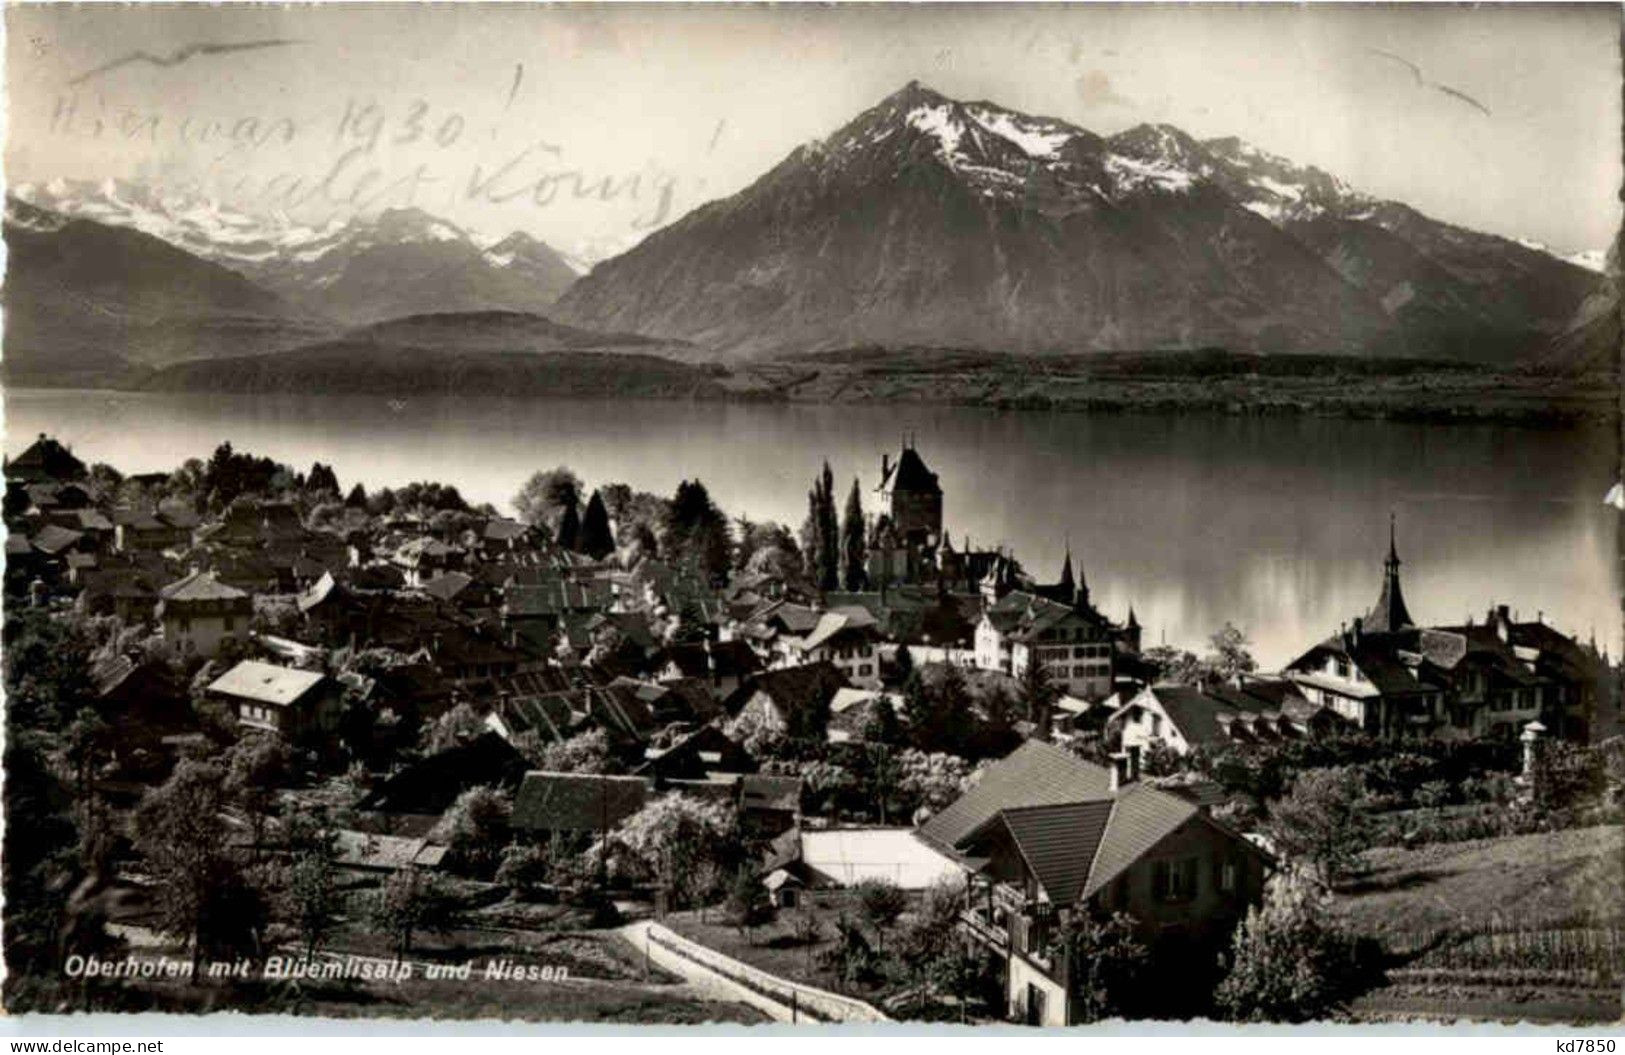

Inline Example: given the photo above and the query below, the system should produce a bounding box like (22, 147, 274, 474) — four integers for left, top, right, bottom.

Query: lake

(5, 388, 1617, 669)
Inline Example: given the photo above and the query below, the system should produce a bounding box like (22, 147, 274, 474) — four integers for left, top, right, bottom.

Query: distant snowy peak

(1199, 134, 1368, 224)
(11, 177, 344, 267)
(814, 82, 1217, 203)
(1565, 249, 1607, 274)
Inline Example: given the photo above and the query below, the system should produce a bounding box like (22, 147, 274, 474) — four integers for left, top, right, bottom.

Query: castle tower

(876, 438, 943, 550)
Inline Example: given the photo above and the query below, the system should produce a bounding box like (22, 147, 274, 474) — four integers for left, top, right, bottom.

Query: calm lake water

(6, 388, 1618, 668)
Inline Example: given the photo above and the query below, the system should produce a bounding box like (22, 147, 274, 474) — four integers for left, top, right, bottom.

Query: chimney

(881, 453, 890, 480)
(1351, 616, 1363, 646)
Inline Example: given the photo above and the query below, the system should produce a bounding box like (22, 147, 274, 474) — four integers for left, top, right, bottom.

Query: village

(3, 432, 1622, 1024)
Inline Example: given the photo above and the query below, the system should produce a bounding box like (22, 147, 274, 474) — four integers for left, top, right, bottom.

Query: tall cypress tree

(817, 462, 840, 592)
(579, 490, 616, 560)
(558, 497, 581, 552)
(841, 477, 867, 591)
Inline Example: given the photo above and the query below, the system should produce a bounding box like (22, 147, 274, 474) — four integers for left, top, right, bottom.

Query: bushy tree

(1267, 766, 1371, 886)
(724, 870, 775, 943)
(513, 467, 582, 528)
(520, 728, 617, 774)
(862, 696, 903, 747)
(1216, 871, 1370, 1022)
(1018, 655, 1059, 737)
(608, 795, 741, 909)
(1060, 909, 1149, 1023)
(419, 701, 485, 754)
(902, 666, 974, 755)
(495, 842, 553, 899)
(432, 786, 512, 878)
(222, 734, 291, 852)
(134, 759, 263, 975)
(279, 812, 340, 958)
(895, 749, 973, 816)
(854, 876, 909, 951)
(1206, 623, 1258, 681)
(664, 479, 732, 584)
(369, 869, 459, 963)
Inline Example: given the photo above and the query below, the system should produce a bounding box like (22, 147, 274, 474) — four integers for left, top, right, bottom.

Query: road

(620, 920, 802, 1023)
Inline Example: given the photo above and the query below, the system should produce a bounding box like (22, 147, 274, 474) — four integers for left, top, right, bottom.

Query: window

(1153, 858, 1198, 902)
(223, 616, 235, 633)
(1150, 714, 1163, 737)
(1218, 858, 1238, 895)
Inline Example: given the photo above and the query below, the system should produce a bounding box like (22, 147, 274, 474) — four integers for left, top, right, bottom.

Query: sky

(5, 3, 1621, 261)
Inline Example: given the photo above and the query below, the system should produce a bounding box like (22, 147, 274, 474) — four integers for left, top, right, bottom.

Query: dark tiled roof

(421, 571, 475, 602)
(31, 523, 85, 555)
(358, 732, 527, 814)
(1082, 783, 1201, 899)
(882, 447, 941, 494)
(664, 640, 763, 680)
(919, 739, 1112, 851)
(511, 772, 649, 832)
(159, 569, 249, 602)
(727, 662, 848, 723)
(967, 800, 1114, 905)
(741, 774, 802, 813)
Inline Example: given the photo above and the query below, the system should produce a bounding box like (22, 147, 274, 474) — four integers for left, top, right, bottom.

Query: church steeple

(1058, 543, 1075, 594)
(1364, 514, 1414, 632)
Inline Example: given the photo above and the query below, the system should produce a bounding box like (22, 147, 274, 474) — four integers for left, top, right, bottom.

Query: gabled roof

(159, 569, 249, 603)
(31, 523, 85, 555)
(918, 739, 1112, 851)
(960, 800, 1114, 906)
(1080, 783, 1201, 899)
(791, 610, 879, 653)
(1126, 684, 1252, 747)
(207, 660, 326, 708)
(728, 662, 848, 721)
(9, 434, 87, 481)
(511, 771, 649, 832)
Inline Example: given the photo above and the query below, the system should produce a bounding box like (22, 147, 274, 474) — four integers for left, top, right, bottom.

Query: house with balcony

(919, 739, 1269, 1025)
(974, 588, 1131, 703)
(1284, 525, 1608, 741)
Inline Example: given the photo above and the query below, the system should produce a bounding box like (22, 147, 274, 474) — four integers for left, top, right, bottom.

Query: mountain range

(555, 82, 1601, 364)
(4, 83, 1612, 385)
(9, 180, 579, 325)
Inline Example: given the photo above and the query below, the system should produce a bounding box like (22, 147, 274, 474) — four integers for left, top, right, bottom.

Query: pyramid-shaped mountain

(555, 82, 1592, 362)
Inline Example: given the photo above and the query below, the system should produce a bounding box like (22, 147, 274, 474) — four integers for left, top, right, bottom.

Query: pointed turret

(1363, 514, 1414, 633)
(1057, 546, 1075, 594)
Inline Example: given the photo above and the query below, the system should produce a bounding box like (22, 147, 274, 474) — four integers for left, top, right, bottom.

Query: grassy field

(1334, 824, 1624, 1023)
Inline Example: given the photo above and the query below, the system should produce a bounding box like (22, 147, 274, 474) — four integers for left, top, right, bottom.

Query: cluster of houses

(6, 433, 1617, 1024)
